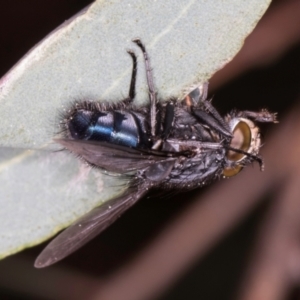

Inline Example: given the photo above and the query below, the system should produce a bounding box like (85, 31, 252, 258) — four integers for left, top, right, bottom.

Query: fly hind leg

(132, 38, 158, 138)
(121, 49, 138, 105)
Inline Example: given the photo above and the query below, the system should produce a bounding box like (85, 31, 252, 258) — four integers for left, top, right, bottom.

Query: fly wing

(56, 139, 168, 173)
(35, 184, 149, 268)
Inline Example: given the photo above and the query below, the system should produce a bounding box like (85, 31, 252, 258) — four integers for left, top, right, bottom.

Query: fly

(34, 39, 277, 268)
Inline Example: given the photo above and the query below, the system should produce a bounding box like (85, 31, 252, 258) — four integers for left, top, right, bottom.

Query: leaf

(0, 0, 271, 259)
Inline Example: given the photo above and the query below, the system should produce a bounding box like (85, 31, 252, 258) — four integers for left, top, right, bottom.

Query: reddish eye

(226, 121, 251, 161)
(223, 118, 261, 177)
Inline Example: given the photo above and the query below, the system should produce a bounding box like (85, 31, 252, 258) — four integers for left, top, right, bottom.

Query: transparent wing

(34, 185, 149, 268)
(56, 139, 169, 173)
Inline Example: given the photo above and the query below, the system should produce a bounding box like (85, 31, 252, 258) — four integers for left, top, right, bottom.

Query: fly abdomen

(68, 109, 149, 148)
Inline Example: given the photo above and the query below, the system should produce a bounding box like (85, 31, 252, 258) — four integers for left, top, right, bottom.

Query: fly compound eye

(223, 118, 261, 177)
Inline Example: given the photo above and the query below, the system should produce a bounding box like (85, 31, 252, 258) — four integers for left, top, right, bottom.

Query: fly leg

(161, 102, 175, 139)
(200, 100, 232, 135)
(192, 107, 232, 138)
(122, 49, 138, 104)
(132, 38, 158, 138)
(184, 82, 230, 135)
(187, 84, 232, 138)
(151, 101, 175, 150)
(237, 109, 278, 123)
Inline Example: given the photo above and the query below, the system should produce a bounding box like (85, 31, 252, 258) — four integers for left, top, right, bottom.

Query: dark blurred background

(0, 0, 299, 299)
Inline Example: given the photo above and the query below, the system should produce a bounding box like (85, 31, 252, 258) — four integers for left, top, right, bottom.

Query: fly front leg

(187, 84, 232, 138)
(192, 108, 232, 138)
(237, 109, 278, 123)
(199, 99, 232, 135)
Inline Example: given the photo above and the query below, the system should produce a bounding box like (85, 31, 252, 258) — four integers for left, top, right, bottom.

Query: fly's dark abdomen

(67, 107, 150, 148)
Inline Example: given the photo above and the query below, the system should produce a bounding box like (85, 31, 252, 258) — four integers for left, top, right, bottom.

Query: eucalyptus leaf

(0, 0, 271, 260)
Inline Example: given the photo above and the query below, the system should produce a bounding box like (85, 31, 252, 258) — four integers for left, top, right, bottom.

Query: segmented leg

(192, 108, 232, 138)
(237, 109, 278, 123)
(125, 50, 138, 102)
(132, 38, 158, 137)
(186, 83, 232, 138)
(226, 145, 264, 170)
(201, 100, 232, 136)
(162, 102, 175, 139)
